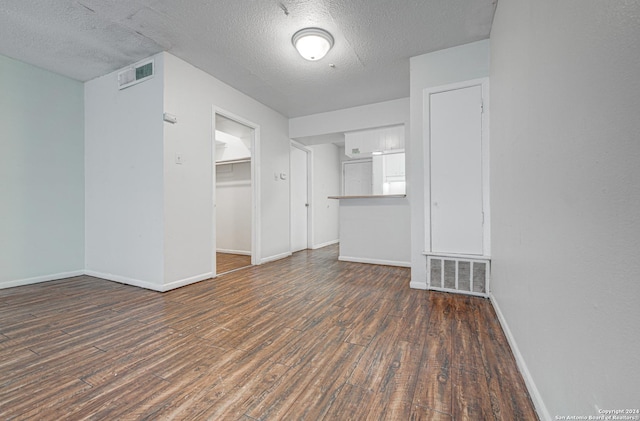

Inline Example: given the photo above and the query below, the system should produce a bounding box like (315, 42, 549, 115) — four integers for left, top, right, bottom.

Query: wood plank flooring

(0, 245, 538, 420)
(217, 252, 252, 275)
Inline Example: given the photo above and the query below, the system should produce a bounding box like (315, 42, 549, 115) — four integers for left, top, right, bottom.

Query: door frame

(290, 140, 313, 251)
(212, 107, 261, 276)
(422, 77, 490, 256)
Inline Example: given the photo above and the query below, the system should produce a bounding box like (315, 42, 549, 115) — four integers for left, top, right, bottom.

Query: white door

(290, 145, 308, 252)
(430, 85, 484, 255)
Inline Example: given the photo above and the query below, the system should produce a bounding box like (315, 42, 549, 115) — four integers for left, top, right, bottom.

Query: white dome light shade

(292, 28, 334, 61)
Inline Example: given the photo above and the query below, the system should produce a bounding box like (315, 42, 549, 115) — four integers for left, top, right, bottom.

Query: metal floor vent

(427, 255, 490, 297)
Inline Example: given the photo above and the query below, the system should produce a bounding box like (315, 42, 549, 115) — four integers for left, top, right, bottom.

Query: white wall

(490, 0, 640, 418)
(338, 198, 411, 267)
(216, 162, 252, 255)
(408, 40, 490, 289)
(308, 143, 340, 248)
(289, 98, 409, 139)
(292, 98, 410, 260)
(163, 52, 290, 284)
(84, 54, 165, 289)
(0, 54, 84, 288)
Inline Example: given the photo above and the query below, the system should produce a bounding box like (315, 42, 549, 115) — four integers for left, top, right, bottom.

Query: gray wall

(0, 55, 84, 287)
(490, 0, 640, 417)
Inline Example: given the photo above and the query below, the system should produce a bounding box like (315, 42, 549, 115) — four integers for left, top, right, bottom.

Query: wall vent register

(427, 255, 490, 298)
(118, 60, 154, 90)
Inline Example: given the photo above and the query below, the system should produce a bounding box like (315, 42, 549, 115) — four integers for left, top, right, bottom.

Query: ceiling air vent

(118, 59, 154, 90)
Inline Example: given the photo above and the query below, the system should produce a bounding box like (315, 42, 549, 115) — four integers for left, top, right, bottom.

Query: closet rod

(216, 158, 251, 165)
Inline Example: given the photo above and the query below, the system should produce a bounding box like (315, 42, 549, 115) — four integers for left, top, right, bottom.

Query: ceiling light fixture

(292, 27, 334, 61)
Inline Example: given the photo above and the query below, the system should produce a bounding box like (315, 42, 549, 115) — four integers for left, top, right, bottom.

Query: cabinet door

(429, 85, 484, 255)
(383, 125, 404, 151)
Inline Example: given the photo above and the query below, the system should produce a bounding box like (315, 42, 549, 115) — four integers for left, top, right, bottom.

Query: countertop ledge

(328, 194, 407, 199)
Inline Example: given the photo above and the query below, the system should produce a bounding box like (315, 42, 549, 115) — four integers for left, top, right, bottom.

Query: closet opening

(213, 111, 259, 275)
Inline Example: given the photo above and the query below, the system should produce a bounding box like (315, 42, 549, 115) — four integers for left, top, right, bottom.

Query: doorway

(213, 111, 260, 275)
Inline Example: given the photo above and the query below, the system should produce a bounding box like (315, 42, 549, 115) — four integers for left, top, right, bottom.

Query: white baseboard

(85, 270, 214, 292)
(410, 281, 428, 290)
(489, 293, 550, 421)
(84, 270, 165, 292)
(338, 256, 411, 268)
(163, 272, 214, 291)
(259, 252, 292, 264)
(312, 239, 339, 250)
(216, 248, 251, 256)
(0, 270, 85, 290)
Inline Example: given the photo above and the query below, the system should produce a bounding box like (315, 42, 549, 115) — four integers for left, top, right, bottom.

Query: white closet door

(430, 85, 484, 255)
(290, 145, 308, 252)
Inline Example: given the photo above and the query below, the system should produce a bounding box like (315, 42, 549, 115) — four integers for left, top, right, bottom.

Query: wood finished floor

(0, 245, 538, 420)
(217, 252, 252, 275)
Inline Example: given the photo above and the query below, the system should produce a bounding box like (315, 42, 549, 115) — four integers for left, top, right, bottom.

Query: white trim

(260, 252, 292, 264)
(0, 270, 85, 290)
(423, 77, 490, 256)
(410, 281, 428, 290)
(338, 256, 411, 268)
(424, 250, 492, 260)
(429, 286, 488, 299)
(489, 293, 549, 421)
(163, 272, 214, 291)
(84, 270, 164, 292)
(216, 248, 251, 256)
(312, 239, 339, 250)
(84, 270, 214, 292)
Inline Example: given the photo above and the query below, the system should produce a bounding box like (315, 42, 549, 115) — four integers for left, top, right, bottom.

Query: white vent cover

(118, 60, 154, 90)
(427, 255, 490, 297)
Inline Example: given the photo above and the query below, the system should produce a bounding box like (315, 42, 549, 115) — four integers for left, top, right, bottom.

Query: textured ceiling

(0, 0, 496, 117)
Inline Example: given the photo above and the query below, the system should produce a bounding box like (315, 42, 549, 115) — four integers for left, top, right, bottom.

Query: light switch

(175, 153, 184, 164)
(280, 173, 287, 180)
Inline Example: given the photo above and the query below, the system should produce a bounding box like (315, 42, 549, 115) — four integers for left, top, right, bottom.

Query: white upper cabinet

(345, 125, 404, 158)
